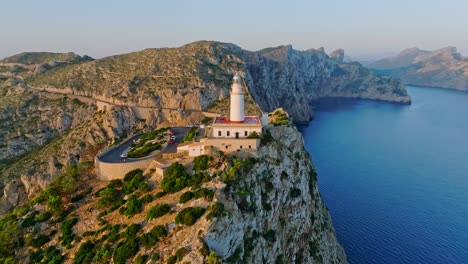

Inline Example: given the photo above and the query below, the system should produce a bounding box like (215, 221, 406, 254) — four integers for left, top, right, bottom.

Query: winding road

(99, 127, 189, 163)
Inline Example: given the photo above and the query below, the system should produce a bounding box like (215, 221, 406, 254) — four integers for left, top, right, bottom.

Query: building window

(225, 146, 228, 149)
(249, 145, 251, 149)
(245, 131, 248, 136)
(240, 145, 243, 149)
(227, 131, 230, 137)
(218, 131, 222, 137)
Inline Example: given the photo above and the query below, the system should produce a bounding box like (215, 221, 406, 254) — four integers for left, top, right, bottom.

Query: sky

(2, 0, 468, 60)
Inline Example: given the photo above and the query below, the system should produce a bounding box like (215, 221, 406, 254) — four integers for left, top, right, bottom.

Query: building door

(235, 132, 239, 139)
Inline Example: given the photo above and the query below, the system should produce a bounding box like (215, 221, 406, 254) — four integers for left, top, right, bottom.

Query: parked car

(171, 135, 176, 140)
(168, 139, 174, 144)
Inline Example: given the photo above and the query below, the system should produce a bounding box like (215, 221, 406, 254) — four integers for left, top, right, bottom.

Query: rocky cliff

(205, 120, 346, 263)
(0, 110, 346, 263)
(369, 47, 468, 90)
(246, 45, 410, 121)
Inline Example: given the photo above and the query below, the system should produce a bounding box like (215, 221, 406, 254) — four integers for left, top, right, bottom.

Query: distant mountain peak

(1, 52, 93, 65)
(369, 46, 468, 90)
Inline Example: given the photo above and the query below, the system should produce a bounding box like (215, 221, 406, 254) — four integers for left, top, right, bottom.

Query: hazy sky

(2, 0, 468, 60)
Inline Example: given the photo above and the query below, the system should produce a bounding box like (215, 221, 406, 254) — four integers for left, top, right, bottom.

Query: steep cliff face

(205, 120, 346, 263)
(0, 110, 346, 263)
(246, 45, 410, 122)
(369, 46, 468, 90)
(0, 83, 95, 162)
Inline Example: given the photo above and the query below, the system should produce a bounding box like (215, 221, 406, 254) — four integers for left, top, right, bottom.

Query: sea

(299, 86, 468, 264)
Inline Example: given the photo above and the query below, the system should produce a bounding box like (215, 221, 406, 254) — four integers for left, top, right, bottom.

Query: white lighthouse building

(230, 73, 245, 122)
(201, 73, 264, 152)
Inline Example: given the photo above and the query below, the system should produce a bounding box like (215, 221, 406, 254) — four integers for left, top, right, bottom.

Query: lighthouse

(230, 73, 245, 122)
(205, 72, 263, 152)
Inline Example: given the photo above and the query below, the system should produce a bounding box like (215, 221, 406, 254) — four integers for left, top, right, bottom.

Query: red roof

(213, 116, 260, 125)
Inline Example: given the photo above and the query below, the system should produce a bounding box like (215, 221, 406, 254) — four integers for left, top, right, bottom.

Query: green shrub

(201, 117, 213, 125)
(33, 246, 64, 264)
(30, 234, 51, 248)
(247, 131, 261, 138)
(140, 232, 158, 249)
(21, 211, 38, 228)
(46, 195, 63, 214)
(260, 130, 273, 145)
(175, 207, 206, 226)
(97, 185, 123, 209)
(190, 172, 208, 188)
(122, 169, 146, 195)
(74, 240, 95, 264)
(193, 188, 215, 202)
(140, 194, 153, 204)
(0, 218, 21, 258)
(60, 217, 78, 247)
(161, 163, 190, 193)
(124, 223, 142, 237)
(199, 240, 210, 257)
(35, 211, 52, 223)
(139, 224, 167, 248)
(151, 253, 160, 261)
(146, 204, 171, 220)
(179, 191, 194, 203)
(207, 251, 221, 264)
(135, 255, 148, 264)
(206, 202, 226, 220)
(183, 127, 198, 142)
(94, 243, 113, 262)
(70, 193, 85, 203)
(175, 247, 187, 261)
(113, 237, 139, 264)
(150, 225, 168, 238)
(14, 206, 30, 217)
(167, 255, 177, 264)
(128, 142, 162, 158)
(193, 155, 210, 171)
(119, 195, 142, 218)
(155, 191, 167, 198)
(108, 179, 123, 188)
(106, 224, 122, 243)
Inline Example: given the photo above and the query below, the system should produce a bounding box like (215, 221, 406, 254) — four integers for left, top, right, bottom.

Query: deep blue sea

(299, 86, 468, 264)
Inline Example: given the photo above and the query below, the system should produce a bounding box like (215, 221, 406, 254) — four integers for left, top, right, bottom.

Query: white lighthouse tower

(230, 73, 245, 122)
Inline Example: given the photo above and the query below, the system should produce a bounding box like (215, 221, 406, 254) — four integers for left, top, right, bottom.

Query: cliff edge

(0, 109, 346, 263)
(206, 115, 346, 263)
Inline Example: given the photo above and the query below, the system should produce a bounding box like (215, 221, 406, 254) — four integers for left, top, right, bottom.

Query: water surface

(299, 86, 468, 264)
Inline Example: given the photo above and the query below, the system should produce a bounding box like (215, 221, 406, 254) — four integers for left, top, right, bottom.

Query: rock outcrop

(247, 45, 410, 122)
(369, 46, 468, 90)
(205, 121, 346, 263)
(329, 49, 345, 63)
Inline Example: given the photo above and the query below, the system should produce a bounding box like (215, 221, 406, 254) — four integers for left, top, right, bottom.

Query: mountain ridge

(369, 46, 468, 90)
(17, 40, 410, 123)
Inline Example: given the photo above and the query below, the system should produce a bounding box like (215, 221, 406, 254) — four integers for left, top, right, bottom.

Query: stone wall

(94, 156, 154, 181)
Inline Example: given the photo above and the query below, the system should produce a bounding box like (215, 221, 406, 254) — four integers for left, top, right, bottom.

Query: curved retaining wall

(94, 156, 154, 181)
(94, 144, 156, 181)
